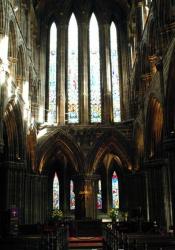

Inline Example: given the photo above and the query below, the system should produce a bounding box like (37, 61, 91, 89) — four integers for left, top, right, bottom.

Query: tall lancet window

(53, 173, 59, 209)
(48, 23, 57, 124)
(68, 14, 79, 123)
(97, 179, 102, 209)
(110, 22, 121, 122)
(89, 14, 101, 123)
(70, 180, 75, 210)
(112, 171, 119, 208)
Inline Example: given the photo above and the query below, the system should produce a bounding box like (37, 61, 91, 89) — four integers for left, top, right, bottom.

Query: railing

(41, 226, 68, 250)
(103, 224, 175, 250)
(0, 225, 68, 250)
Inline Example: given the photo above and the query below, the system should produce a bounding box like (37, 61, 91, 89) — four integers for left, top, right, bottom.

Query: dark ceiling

(33, 0, 131, 19)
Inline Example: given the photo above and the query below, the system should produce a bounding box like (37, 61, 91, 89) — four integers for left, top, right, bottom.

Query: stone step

(68, 236, 104, 249)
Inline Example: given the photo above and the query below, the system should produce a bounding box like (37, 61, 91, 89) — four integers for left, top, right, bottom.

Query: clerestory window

(47, 15, 121, 124)
(110, 22, 121, 122)
(67, 14, 79, 123)
(48, 22, 57, 124)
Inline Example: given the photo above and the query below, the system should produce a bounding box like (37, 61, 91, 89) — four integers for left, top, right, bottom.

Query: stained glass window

(97, 179, 102, 209)
(68, 14, 79, 123)
(70, 180, 75, 210)
(48, 22, 57, 124)
(112, 171, 119, 208)
(110, 22, 121, 122)
(53, 173, 59, 209)
(89, 14, 101, 123)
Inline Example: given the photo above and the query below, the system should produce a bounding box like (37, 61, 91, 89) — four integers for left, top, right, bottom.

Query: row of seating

(0, 224, 68, 250)
(104, 224, 175, 250)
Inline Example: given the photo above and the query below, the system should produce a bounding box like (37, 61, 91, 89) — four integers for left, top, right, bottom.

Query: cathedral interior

(1, 0, 175, 249)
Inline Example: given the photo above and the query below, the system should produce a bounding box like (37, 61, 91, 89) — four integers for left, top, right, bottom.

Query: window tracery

(48, 22, 57, 124)
(68, 14, 79, 123)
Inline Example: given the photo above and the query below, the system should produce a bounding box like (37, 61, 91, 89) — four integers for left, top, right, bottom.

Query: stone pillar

(8, 57, 17, 80)
(57, 22, 66, 124)
(144, 159, 172, 230)
(25, 173, 48, 224)
(0, 59, 5, 154)
(100, 22, 112, 124)
(79, 14, 89, 124)
(4, 161, 26, 224)
(0, 27, 8, 154)
(155, 57, 165, 107)
(74, 174, 99, 220)
(164, 137, 175, 230)
(135, 1, 144, 44)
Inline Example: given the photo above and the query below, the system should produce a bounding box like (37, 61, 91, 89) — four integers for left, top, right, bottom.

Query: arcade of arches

(1, 0, 175, 236)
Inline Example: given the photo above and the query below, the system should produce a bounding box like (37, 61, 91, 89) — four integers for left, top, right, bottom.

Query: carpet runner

(68, 236, 104, 249)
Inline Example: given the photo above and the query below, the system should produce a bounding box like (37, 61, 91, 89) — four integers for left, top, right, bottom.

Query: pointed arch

(67, 13, 79, 123)
(87, 130, 133, 174)
(37, 128, 85, 174)
(110, 21, 121, 122)
(8, 21, 17, 59)
(3, 98, 24, 162)
(8, 20, 17, 79)
(89, 13, 101, 123)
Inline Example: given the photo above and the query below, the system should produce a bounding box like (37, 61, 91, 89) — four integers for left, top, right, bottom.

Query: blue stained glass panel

(70, 180, 75, 210)
(48, 23, 57, 124)
(97, 179, 102, 209)
(110, 22, 121, 122)
(68, 14, 79, 123)
(112, 171, 119, 208)
(89, 14, 101, 123)
(53, 173, 59, 209)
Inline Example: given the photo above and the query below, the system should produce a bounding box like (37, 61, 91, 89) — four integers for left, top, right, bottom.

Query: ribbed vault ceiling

(33, 0, 131, 19)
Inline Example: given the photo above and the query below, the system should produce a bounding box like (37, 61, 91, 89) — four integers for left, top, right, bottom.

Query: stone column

(0, 59, 5, 154)
(135, 1, 144, 44)
(57, 22, 66, 124)
(144, 159, 172, 230)
(74, 174, 99, 220)
(0, 26, 8, 154)
(100, 22, 112, 124)
(8, 57, 17, 80)
(4, 161, 26, 224)
(164, 137, 175, 231)
(79, 14, 89, 124)
(155, 57, 165, 106)
(24, 173, 48, 224)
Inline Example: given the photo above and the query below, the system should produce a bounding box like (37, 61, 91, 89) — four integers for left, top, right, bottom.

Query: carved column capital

(148, 55, 158, 74)
(140, 73, 152, 91)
